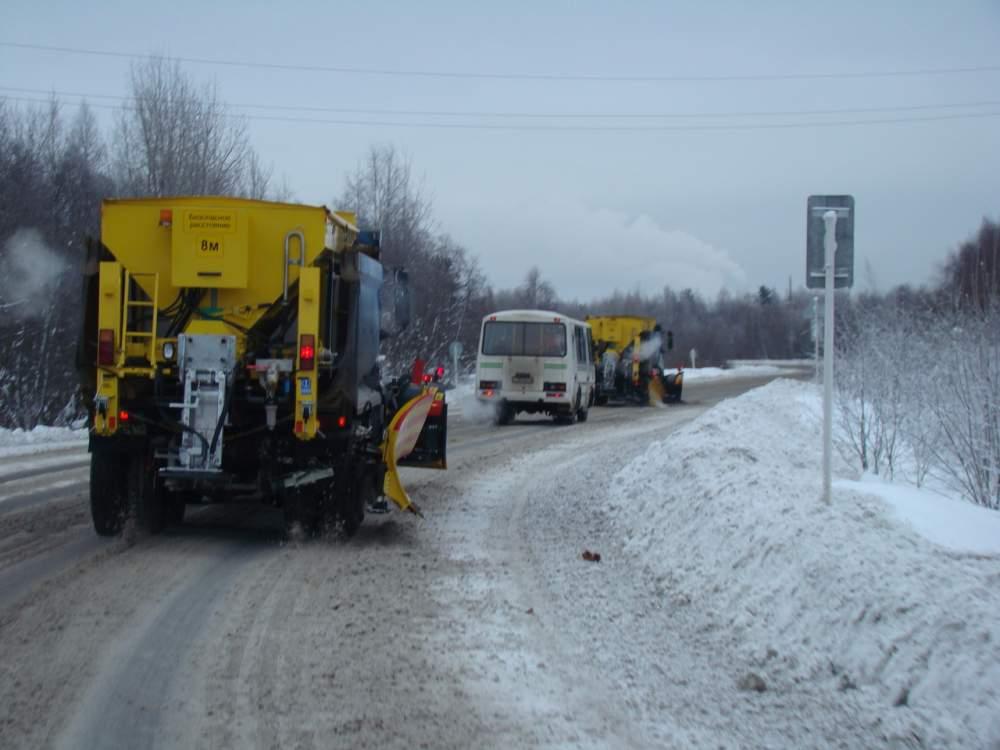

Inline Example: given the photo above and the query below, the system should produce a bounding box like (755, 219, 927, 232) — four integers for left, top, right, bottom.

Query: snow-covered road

(1, 372, 995, 749)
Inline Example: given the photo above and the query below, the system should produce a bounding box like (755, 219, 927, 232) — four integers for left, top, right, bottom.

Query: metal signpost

(806, 195, 854, 504)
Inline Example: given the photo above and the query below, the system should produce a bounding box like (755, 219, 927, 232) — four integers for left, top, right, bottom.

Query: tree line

(0, 59, 996, 438)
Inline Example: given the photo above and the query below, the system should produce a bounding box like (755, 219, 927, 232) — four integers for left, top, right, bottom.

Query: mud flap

(382, 389, 447, 513)
(648, 376, 667, 406)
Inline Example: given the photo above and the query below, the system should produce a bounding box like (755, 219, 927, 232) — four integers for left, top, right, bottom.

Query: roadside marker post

(806, 195, 855, 504)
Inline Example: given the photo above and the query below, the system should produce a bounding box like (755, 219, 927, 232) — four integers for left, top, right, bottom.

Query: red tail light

(118, 409, 130, 423)
(337, 415, 347, 429)
(435, 366, 444, 380)
(299, 334, 315, 371)
(98, 328, 115, 366)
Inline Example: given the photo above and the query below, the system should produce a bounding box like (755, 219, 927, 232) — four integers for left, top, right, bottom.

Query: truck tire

(285, 486, 323, 538)
(342, 471, 373, 538)
(577, 391, 590, 423)
(90, 446, 128, 536)
(130, 446, 166, 534)
(164, 494, 188, 527)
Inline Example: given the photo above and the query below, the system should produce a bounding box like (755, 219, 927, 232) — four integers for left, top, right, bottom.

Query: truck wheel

(285, 486, 323, 538)
(341, 471, 372, 538)
(90, 447, 128, 536)
(130, 446, 166, 534)
(164, 495, 188, 527)
(577, 391, 589, 423)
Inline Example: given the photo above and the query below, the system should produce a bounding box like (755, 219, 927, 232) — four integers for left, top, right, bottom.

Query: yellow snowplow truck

(586, 315, 683, 406)
(77, 197, 447, 537)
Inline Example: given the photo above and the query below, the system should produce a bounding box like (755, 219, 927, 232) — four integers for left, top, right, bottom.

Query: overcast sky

(3, 1, 998, 300)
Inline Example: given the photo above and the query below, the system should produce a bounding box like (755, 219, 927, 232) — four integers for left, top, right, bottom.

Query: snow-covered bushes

(837, 302, 1000, 509)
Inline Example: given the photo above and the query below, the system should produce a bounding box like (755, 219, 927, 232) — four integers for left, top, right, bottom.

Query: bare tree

(0, 98, 114, 428)
(112, 57, 262, 197)
(339, 144, 434, 266)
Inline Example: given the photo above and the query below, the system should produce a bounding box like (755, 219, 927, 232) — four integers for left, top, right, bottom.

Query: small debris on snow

(581, 550, 601, 562)
(736, 672, 767, 692)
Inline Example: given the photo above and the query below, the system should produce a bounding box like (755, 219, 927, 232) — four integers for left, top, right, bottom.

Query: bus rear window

(482, 322, 566, 357)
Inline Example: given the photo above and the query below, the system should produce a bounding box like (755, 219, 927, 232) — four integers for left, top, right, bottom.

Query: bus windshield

(482, 321, 567, 357)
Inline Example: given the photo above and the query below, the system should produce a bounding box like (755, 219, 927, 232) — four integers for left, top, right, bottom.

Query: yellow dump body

(93, 197, 364, 439)
(585, 315, 657, 353)
(101, 196, 357, 333)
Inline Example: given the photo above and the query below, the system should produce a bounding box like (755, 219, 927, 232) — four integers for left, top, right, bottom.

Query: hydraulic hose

(209, 377, 234, 458)
(154, 369, 209, 463)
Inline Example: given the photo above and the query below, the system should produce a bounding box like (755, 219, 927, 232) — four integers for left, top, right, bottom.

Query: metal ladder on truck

(118, 270, 159, 378)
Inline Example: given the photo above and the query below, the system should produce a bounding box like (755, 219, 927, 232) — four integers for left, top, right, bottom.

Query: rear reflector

(479, 380, 498, 390)
(98, 328, 115, 366)
(542, 382, 566, 392)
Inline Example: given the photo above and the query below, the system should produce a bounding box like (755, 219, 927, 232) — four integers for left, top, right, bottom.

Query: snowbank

(664, 364, 785, 381)
(609, 379, 1000, 748)
(0, 425, 87, 458)
(837, 476, 1000, 557)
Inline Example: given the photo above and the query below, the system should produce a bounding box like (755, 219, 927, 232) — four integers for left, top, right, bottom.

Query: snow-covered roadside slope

(609, 379, 1000, 748)
(664, 365, 786, 381)
(0, 426, 87, 458)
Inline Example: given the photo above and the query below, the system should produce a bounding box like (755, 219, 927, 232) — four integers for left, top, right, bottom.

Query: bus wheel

(558, 393, 579, 425)
(577, 391, 589, 423)
(495, 401, 514, 426)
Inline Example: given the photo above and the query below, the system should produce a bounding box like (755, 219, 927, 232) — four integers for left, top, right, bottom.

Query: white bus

(475, 309, 596, 425)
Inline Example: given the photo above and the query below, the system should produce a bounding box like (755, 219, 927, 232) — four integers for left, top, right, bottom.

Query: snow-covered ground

(448, 364, 802, 417)
(0, 425, 87, 458)
(665, 364, 786, 381)
(609, 379, 1000, 747)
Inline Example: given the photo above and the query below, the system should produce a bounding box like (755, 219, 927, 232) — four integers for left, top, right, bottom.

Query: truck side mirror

(666, 330, 674, 350)
(393, 269, 411, 331)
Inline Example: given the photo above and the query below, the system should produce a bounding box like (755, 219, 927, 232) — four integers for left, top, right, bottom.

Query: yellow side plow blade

(382, 390, 436, 514)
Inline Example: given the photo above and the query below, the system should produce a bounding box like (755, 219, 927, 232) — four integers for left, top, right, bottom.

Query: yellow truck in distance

(587, 315, 683, 406)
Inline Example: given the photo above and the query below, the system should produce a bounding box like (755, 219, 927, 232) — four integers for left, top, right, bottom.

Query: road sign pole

(813, 296, 819, 382)
(822, 210, 837, 504)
